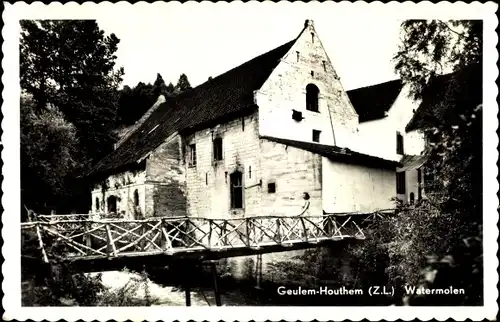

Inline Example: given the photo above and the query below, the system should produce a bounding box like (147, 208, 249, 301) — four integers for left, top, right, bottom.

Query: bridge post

(210, 261, 222, 306)
(208, 219, 212, 249)
(276, 218, 281, 243)
(84, 221, 92, 249)
(185, 284, 191, 306)
(181, 259, 195, 307)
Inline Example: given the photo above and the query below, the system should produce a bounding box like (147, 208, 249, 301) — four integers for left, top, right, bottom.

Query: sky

(94, 3, 405, 91)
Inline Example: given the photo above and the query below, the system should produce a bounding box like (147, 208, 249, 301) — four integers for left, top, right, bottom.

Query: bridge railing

(21, 211, 393, 262)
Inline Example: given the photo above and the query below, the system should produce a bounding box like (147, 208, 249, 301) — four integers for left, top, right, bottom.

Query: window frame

(213, 137, 223, 162)
(267, 182, 276, 194)
(396, 132, 404, 155)
(188, 143, 197, 167)
(230, 171, 244, 209)
(133, 189, 139, 207)
(396, 171, 406, 195)
(306, 84, 320, 113)
(312, 129, 321, 143)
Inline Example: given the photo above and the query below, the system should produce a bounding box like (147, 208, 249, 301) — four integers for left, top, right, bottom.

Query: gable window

(188, 144, 197, 167)
(311, 32, 315, 43)
(268, 182, 276, 194)
(296, 51, 300, 62)
(396, 172, 406, 194)
(213, 137, 223, 161)
(230, 171, 243, 209)
(95, 198, 100, 212)
(306, 84, 320, 112)
(396, 132, 404, 155)
(312, 129, 321, 143)
(133, 189, 139, 207)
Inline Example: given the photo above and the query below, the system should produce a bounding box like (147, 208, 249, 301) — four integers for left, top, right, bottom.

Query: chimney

(304, 19, 314, 28)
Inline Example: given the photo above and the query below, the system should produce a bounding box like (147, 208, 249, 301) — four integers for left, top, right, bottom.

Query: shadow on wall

(152, 183, 187, 218)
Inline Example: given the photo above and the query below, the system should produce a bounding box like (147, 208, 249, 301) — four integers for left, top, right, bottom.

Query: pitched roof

(405, 63, 482, 132)
(88, 39, 296, 177)
(397, 154, 427, 172)
(346, 79, 403, 122)
(261, 136, 400, 169)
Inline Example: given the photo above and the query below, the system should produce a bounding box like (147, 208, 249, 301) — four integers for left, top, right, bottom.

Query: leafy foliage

(393, 20, 482, 100)
(21, 20, 123, 164)
(20, 20, 124, 212)
(116, 73, 192, 126)
(117, 82, 156, 126)
(388, 20, 483, 305)
(175, 73, 192, 93)
(20, 94, 80, 212)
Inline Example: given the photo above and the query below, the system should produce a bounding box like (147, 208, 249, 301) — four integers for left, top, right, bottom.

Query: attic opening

(311, 32, 314, 43)
(95, 198, 100, 212)
(306, 84, 320, 112)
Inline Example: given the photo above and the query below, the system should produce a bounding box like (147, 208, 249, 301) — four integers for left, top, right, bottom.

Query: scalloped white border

(2, 1, 498, 321)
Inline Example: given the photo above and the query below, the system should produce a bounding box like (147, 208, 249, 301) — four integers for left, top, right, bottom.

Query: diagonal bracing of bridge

(21, 211, 392, 272)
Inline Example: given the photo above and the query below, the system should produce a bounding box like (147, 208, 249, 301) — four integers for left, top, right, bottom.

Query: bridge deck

(21, 211, 391, 271)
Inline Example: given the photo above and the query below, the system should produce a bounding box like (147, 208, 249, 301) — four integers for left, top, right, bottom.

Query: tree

(117, 73, 192, 126)
(175, 73, 192, 93)
(117, 82, 156, 126)
(166, 82, 175, 93)
(20, 94, 80, 213)
(393, 20, 482, 100)
(388, 20, 483, 305)
(20, 20, 124, 167)
(20, 20, 124, 211)
(153, 73, 173, 98)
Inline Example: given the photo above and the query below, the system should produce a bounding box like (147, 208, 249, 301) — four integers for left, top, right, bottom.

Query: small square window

(268, 182, 276, 193)
(312, 130, 321, 143)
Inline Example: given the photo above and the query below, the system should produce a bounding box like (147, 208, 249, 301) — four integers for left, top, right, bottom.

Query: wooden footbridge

(21, 210, 392, 306)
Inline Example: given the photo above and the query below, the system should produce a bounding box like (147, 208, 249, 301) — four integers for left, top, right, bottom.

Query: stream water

(92, 271, 262, 306)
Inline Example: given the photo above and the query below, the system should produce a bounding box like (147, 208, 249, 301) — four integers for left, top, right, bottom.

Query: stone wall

(146, 134, 186, 217)
(90, 133, 186, 219)
(256, 20, 359, 149)
(185, 113, 261, 219)
(90, 169, 148, 219)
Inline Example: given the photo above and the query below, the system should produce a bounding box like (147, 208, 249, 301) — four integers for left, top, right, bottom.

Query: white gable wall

(355, 85, 425, 161)
(256, 21, 359, 149)
(322, 158, 396, 213)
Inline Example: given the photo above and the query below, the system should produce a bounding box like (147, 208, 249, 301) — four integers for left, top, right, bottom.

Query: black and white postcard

(2, 1, 498, 321)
